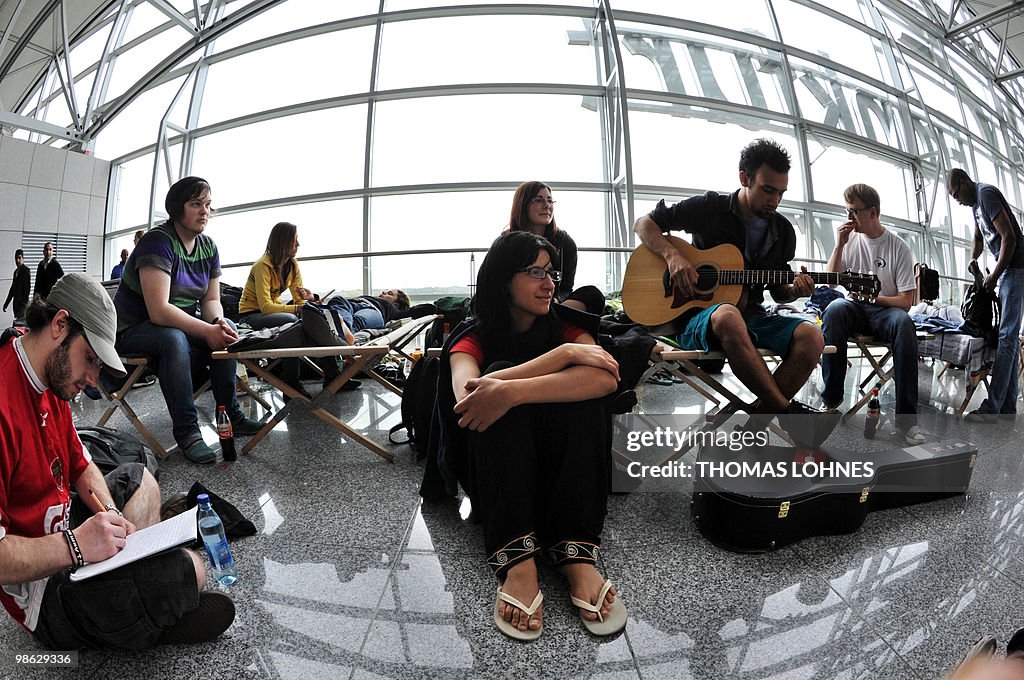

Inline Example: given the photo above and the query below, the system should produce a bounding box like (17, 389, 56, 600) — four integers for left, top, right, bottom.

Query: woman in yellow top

(239, 221, 314, 328)
(239, 221, 350, 394)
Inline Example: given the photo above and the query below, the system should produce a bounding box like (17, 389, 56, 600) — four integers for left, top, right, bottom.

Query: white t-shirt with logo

(840, 229, 916, 299)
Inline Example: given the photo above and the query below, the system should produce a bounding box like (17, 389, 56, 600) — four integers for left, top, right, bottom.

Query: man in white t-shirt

(820, 183, 925, 445)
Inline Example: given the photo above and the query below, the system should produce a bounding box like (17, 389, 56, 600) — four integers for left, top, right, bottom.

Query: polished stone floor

(4, 354, 1023, 679)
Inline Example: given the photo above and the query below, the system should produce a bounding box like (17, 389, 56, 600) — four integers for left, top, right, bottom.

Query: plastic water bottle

(197, 493, 238, 585)
(216, 406, 237, 462)
(864, 385, 881, 439)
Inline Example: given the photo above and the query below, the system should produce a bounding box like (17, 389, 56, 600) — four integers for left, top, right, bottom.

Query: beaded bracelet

(64, 529, 84, 570)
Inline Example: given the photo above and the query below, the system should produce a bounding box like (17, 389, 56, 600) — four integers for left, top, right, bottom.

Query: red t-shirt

(0, 337, 91, 631)
(451, 322, 588, 366)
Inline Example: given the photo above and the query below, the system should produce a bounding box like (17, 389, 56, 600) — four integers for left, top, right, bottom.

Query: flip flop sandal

(494, 586, 543, 641)
(571, 579, 627, 636)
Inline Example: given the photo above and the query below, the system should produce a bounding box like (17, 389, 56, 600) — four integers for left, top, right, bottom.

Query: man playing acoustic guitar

(821, 183, 925, 445)
(632, 138, 836, 447)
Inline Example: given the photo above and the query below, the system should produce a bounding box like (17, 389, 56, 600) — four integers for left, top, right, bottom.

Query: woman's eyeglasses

(516, 266, 561, 282)
(530, 197, 556, 206)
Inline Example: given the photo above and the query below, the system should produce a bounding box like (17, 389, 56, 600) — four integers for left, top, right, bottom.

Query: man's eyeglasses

(846, 206, 870, 217)
(530, 197, 556, 206)
(517, 266, 561, 282)
(83, 339, 104, 371)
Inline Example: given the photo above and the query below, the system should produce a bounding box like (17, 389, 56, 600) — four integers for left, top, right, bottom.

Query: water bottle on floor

(197, 493, 238, 586)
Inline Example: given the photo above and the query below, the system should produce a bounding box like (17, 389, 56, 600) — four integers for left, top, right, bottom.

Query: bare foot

(559, 563, 615, 621)
(498, 559, 542, 633)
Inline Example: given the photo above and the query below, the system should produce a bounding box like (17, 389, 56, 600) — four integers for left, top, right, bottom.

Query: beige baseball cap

(46, 273, 126, 377)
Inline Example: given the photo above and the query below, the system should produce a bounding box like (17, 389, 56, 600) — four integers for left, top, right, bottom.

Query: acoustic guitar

(621, 235, 881, 326)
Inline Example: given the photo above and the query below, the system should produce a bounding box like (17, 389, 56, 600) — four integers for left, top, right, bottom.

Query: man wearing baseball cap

(0, 273, 234, 649)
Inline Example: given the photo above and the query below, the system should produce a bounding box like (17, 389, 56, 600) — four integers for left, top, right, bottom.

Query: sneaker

(965, 409, 999, 424)
(157, 591, 235, 645)
(778, 401, 841, 449)
(160, 492, 189, 521)
(821, 401, 842, 414)
(137, 374, 157, 387)
(231, 415, 265, 436)
(323, 374, 361, 391)
(898, 424, 926, 445)
(282, 378, 312, 401)
(182, 440, 216, 465)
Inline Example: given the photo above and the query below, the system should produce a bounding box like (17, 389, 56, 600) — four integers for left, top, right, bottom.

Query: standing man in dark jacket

(3, 249, 31, 320)
(33, 242, 64, 301)
(949, 168, 1024, 422)
(632, 138, 831, 444)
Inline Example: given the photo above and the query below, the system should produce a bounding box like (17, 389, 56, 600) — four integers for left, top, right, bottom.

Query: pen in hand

(87, 489, 112, 515)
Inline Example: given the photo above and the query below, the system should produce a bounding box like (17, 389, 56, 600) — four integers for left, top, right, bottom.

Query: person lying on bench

(632, 138, 835, 447)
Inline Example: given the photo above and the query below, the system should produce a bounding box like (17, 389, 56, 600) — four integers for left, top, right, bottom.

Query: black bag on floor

(77, 426, 159, 481)
(186, 482, 256, 539)
(388, 355, 440, 455)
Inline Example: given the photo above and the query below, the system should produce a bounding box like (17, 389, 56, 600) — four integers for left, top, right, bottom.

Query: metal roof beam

(0, 109, 81, 141)
(946, 1, 1024, 40)
(146, 0, 199, 34)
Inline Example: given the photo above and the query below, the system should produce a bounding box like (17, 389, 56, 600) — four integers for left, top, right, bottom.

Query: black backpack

(388, 355, 440, 455)
(220, 283, 244, 322)
(916, 263, 940, 302)
(424, 296, 471, 348)
(960, 264, 1000, 347)
(76, 426, 160, 481)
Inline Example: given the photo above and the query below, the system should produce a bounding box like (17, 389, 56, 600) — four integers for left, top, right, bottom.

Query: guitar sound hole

(694, 266, 719, 294)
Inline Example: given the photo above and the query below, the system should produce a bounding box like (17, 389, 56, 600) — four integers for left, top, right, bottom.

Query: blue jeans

(332, 298, 385, 332)
(821, 299, 919, 425)
(116, 319, 243, 448)
(978, 267, 1024, 414)
(241, 311, 300, 381)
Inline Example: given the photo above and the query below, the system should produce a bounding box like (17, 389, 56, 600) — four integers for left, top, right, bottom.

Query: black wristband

(64, 529, 84, 570)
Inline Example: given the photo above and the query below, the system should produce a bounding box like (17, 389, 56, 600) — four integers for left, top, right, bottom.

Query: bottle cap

(197, 493, 210, 503)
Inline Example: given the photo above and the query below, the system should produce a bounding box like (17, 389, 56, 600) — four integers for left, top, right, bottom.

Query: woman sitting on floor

(238, 221, 347, 393)
(507, 180, 606, 315)
(447, 230, 626, 640)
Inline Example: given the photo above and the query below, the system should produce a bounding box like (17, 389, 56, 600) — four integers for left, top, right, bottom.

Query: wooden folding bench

(96, 355, 274, 460)
(840, 332, 933, 423)
(211, 315, 438, 462)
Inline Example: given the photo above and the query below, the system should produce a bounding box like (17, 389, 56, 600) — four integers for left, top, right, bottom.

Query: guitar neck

(717, 270, 840, 286)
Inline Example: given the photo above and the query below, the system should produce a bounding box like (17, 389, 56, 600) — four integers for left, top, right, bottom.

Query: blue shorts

(676, 304, 811, 358)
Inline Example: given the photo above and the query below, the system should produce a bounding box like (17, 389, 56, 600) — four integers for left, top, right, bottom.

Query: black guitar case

(691, 439, 977, 553)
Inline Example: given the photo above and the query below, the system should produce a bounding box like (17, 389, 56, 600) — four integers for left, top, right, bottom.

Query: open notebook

(70, 506, 198, 581)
